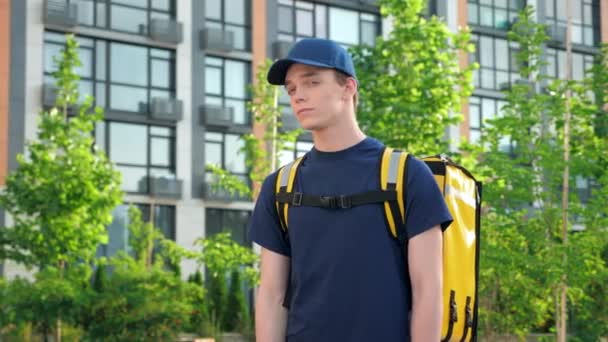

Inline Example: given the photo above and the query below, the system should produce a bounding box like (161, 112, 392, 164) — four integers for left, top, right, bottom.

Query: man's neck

(311, 116, 366, 152)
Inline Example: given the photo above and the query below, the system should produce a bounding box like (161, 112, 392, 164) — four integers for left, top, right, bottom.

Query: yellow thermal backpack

(274, 147, 482, 342)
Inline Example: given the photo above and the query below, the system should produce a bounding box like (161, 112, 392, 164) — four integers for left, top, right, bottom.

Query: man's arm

(256, 247, 290, 342)
(408, 225, 443, 342)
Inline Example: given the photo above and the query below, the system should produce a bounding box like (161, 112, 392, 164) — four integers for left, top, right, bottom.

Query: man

(248, 38, 452, 342)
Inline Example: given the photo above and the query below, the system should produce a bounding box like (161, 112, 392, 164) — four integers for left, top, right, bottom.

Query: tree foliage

(0, 34, 123, 268)
(460, 6, 608, 339)
(352, 0, 476, 155)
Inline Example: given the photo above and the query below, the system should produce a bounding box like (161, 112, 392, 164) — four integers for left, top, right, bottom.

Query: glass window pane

(480, 6, 493, 27)
(117, 165, 147, 192)
(110, 122, 148, 164)
(315, 4, 327, 38)
(361, 21, 377, 46)
(111, 43, 148, 86)
(95, 121, 106, 150)
(226, 25, 247, 51)
(482, 98, 496, 121)
(151, 126, 172, 136)
(205, 0, 221, 20)
(296, 9, 313, 36)
(205, 142, 222, 165)
(77, 0, 95, 25)
(572, 1, 582, 23)
(470, 103, 480, 128)
(79, 80, 94, 103)
(45, 31, 66, 43)
(151, 48, 171, 58)
(151, 137, 171, 166)
(225, 0, 246, 25)
(470, 130, 481, 145)
(225, 99, 247, 125)
(495, 39, 508, 67)
(546, 0, 555, 16)
(571, 24, 583, 45)
(225, 134, 246, 173)
(97, 2, 107, 27)
(481, 69, 494, 89)
(150, 167, 174, 178)
(329, 8, 359, 45)
(152, 0, 171, 11)
(78, 48, 94, 78)
(495, 9, 508, 29)
(556, 0, 566, 20)
(110, 5, 147, 33)
(151, 59, 170, 88)
(44, 43, 63, 73)
(110, 85, 148, 112)
(95, 82, 106, 107)
(206, 66, 222, 95)
(154, 206, 175, 240)
(96, 41, 107, 81)
(467, 3, 478, 24)
(225, 61, 247, 98)
(480, 37, 494, 67)
(279, 6, 293, 33)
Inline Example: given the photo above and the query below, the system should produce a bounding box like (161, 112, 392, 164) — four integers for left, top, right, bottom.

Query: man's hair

(334, 70, 358, 111)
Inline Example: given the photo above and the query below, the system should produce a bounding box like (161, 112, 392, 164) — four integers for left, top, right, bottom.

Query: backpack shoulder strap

(380, 147, 409, 243)
(274, 156, 304, 232)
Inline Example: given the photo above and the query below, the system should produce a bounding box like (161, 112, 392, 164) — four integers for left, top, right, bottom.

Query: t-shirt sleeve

(403, 156, 453, 239)
(247, 171, 291, 257)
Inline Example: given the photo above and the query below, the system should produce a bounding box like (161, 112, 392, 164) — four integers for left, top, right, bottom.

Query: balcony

(200, 104, 234, 128)
(150, 97, 183, 122)
(200, 28, 234, 52)
(139, 176, 183, 199)
(149, 18, 183, 44)
(44, 0, 78, 27)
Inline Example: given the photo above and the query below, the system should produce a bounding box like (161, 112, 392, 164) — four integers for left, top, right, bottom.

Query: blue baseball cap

(267, 38, 357, 85)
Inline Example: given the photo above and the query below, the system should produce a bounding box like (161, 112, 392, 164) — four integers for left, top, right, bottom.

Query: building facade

(0, 0, 607, 277)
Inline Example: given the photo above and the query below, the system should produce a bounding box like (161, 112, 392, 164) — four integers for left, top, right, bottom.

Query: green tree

(0, 33, 122, 341)
(0, 33, 122, 268)
(223, 269, 251, 333)
(351, 0, 475, 155)
(79, 206, 204, 340)
(461, 7, 608, 339)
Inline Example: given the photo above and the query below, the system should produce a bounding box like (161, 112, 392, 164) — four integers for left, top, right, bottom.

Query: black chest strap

(276, 190, 397, 209)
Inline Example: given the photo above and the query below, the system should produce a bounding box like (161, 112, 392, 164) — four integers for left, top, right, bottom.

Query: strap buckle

(339, 195, 352, 209)
(292, 192, 303, 206)
(319, 196, 336, 209)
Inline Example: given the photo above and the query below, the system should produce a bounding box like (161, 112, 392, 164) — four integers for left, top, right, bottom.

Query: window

(467, 0, 525, 30)
(96, 121, 176, 193)
(468, 96, 507, 147)
(204, 131, 248, 187)
(545, 48, 595, 81)
(98, 203, 176, 258)
(277, 0, 380, 47)
(470, 34, 521, 90)
(545, 0, 600, 46)
(44, 31, 176, 115)
(74, 0, 176, 35)
(205, 208, 251, 246)
(205, 0, 252, 51)
(204, 57, 251, 125)
(279, 140, 313, 167)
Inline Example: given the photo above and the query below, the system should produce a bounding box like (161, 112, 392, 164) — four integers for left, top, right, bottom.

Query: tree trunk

(557, 1, 573, 341)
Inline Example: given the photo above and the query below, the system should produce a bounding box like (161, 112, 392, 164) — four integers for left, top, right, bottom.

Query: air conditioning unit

(146, 176, 183, 199)
(150, 97, 183, 121)
(42, 82, 59, 107)
(44, 0, 78, 27)
(150, 18, 183, 44)
(547, 25, 567, 42)
(200, 28, 234, 52)
(272, 40, 293, 60)
(200, 104, 234, 128)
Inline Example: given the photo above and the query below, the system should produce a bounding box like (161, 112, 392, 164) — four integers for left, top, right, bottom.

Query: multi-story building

(0, 0, 606, 277)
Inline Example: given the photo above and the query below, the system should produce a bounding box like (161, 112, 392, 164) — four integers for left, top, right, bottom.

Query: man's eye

(287, 88, 295, 95)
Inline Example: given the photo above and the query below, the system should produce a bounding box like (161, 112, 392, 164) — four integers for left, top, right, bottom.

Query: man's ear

(345, 77, 358, 97)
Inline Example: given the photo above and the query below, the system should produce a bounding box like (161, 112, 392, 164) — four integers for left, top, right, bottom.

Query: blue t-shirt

(248, 137, 452, 342)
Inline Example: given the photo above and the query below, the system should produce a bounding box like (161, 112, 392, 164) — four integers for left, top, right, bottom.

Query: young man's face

(284, 63, 352, 131)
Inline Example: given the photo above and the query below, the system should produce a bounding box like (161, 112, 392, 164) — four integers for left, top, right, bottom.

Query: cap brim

(267, 58, 336, 85)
